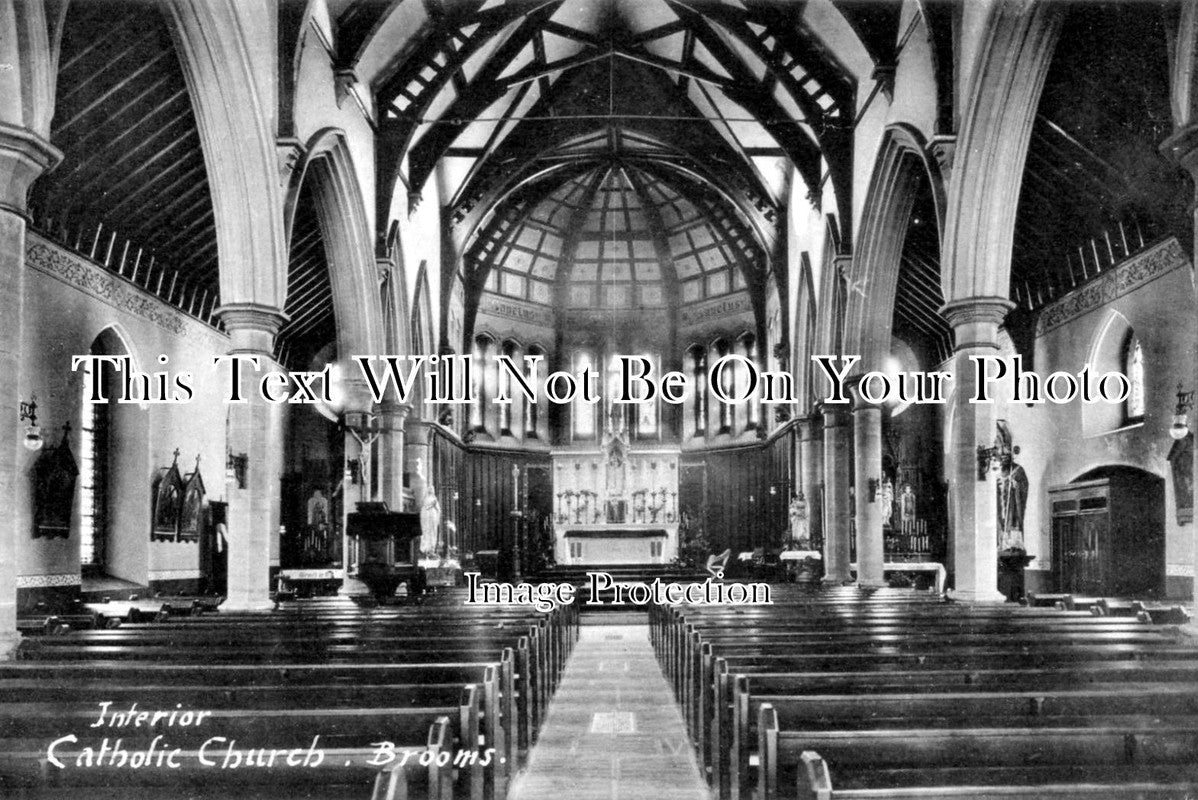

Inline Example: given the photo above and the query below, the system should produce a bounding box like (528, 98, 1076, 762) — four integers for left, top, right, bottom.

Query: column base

(822, 574, 853, 586)
(948, 588, 1008, 604)
(221, 596, 276, 612)
(339, 576, 368, 596)
(855, 579, 889, 589)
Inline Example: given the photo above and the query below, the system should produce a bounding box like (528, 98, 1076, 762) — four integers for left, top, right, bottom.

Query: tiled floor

(510, 625, 710, 800)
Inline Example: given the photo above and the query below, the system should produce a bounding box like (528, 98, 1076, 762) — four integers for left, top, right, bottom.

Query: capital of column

(821, 405, 851, 428)
(940, 297, 1014, 352)
(796, 414, 823, 442)
(376, 400, 413, 421)
(0, 122, 62, 215)
(832, 253, 853, 277)
(215, 302, 289, 355)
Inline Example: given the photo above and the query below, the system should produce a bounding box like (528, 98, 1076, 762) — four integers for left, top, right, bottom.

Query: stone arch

(845, 123, 946, 376)
(284, 127, 383, 358)
(814, 214, 846, 365)
(940, 0, 1064, 303)
(792, 254, 819, 415)
(164, 0, 287, 312)
(411, 262, 435, 361)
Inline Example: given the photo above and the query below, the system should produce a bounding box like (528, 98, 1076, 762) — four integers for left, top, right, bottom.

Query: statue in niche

(788, 492, 809, 548)
(420, 479, 442, 556)
(307, 489, 329, 527)
(900, 483, 917, 534)
(879, 478, 895, 528)
(995, 420, 1028, 550)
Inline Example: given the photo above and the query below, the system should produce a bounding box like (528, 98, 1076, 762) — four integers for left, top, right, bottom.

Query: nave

(4, 581, 1198, 799)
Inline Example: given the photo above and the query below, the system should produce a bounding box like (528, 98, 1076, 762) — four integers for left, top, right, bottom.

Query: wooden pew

(791, 750, 1198, 800)
(759, 705, 1198, 800)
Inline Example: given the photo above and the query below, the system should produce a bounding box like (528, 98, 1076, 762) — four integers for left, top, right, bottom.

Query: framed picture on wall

(178, 456, 205, 542)
(33, 426, 77, 540)
(152, 450, 184, 542)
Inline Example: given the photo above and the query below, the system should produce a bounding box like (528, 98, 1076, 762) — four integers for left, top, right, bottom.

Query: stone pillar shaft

(376, 401, 411, 511)
(822, 407, 852, 583)
(853, 403, 885, 587)
(942, 298, 1013, 602)
(797, 416, 823, 548)
(0, 124, 60, 657)
(218, 305, 287, 610)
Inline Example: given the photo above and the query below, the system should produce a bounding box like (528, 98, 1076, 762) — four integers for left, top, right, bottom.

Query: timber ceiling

(352, 0, 901, 339)
(1011, 1, 1187, 310)
(28, 0, 220, 324)
(276, 182, 337, 371)
(891, 178, 950, 366)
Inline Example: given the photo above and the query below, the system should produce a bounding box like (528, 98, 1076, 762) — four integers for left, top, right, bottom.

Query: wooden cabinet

(1048, 471, 1164, 597)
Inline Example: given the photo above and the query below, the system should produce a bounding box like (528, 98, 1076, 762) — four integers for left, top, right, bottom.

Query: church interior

(3, 0, 1198, 797)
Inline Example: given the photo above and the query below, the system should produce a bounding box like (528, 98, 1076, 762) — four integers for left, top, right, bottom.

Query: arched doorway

(1049, 466, 1165, 597)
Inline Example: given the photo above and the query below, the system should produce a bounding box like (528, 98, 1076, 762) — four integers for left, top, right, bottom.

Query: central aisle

(510, 624, 709, 800)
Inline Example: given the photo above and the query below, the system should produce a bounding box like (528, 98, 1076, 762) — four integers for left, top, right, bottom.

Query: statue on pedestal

(788, 491, 809, 547)
(900, 483, 917, 534)
(995, 420, 1028, 551)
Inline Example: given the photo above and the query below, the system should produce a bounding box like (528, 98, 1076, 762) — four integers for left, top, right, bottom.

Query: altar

(552, 434, 680, 565)
(559, 527, 674, 565)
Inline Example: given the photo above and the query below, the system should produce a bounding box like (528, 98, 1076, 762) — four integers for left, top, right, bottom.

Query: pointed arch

(845, 123, 946, 375)
(164, 0, 287, 312)
(284, 127, 382, 357)
(941, 0, 1064, 303)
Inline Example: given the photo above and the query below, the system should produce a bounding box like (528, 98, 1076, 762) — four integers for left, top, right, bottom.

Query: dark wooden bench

(760, 706, 1198, 800)
(791, 751, 1198, 799)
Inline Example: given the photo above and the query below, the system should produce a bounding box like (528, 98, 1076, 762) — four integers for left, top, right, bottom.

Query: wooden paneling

(680, 429, 794, 555)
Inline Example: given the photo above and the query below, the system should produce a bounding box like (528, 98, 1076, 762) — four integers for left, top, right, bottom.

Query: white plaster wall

(19, 235, 231, 584)
(979, 256, 1197, 597)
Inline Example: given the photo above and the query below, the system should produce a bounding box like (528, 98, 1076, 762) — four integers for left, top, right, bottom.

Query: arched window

(688, 345, 707, 436)
(499, 340, 517, 435)
(635, 352, 658, 437)
(525, 345, 544, 438)
(79, 343, 112, 570)
(1125, 334, 1145, 423)
(572, 350, 596, 439)
(470, 334, 493, 433)
(714, 339, 733, 434)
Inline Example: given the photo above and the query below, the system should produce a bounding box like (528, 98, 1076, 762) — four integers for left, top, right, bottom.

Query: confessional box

(1048, 474, 1164, 597)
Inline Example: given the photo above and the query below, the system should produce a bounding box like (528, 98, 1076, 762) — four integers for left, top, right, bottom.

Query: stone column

(0, 125, 60, 657)
(821, 406, 852, 583)
(218, 304, 287, 610)
(852, 396, 885, 587)
(1161, 125, 1198, 601)
(404, 418, 431, 507)
(941, 298, 1013, 602)
(375, 400, 411, 511)
(797, 415, 823, 548)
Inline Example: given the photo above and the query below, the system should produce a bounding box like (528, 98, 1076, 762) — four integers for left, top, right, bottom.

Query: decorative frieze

(26, 235, 227, 352)
(1036, 237, 1188, 336)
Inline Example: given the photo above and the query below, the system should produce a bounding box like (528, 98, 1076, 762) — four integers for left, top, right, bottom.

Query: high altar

(552, 432, 680, 565)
